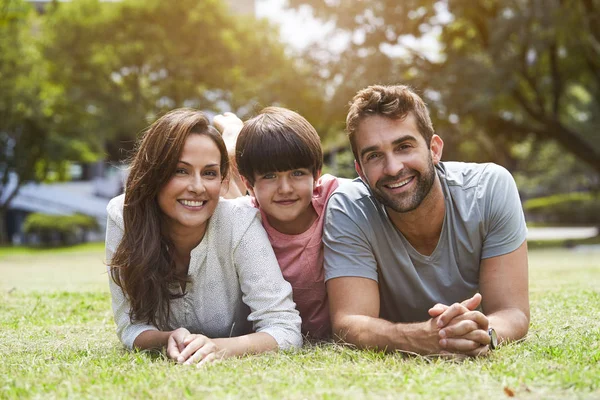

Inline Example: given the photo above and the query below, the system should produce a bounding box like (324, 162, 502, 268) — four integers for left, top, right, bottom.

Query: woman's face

(157, 134, 223, 239)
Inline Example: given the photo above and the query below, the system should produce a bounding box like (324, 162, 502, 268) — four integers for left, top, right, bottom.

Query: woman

(106, 109, 302, 366)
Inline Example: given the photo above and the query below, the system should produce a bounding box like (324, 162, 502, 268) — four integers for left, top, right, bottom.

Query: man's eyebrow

(360, 145, 380, 160)
(359, 135, 419, 159)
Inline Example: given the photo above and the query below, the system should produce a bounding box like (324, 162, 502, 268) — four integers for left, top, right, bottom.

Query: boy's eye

(262, 173, 276, 179)
(291, 170, 306, 177)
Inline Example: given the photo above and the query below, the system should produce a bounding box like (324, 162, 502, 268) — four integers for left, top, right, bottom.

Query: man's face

(354, 114, 441, 214)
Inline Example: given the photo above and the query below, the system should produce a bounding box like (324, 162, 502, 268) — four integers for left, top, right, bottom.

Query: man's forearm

(488, 308, 530, 344)
(334, 315, 441, 355)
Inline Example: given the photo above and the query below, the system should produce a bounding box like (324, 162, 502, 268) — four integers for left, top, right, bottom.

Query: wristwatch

(488, 328, 498, 350)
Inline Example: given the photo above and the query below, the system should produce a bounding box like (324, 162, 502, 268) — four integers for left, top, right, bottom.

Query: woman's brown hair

(110, 108, 229, 329)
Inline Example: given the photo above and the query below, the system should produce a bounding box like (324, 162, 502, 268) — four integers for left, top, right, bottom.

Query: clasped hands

(427, 293, 491, 357)
(166, 328, 222, 367)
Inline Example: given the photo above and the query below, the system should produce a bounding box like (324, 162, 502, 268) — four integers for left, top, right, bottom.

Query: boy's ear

(314, 169, 321, 188)
(241, 176, 255, 197)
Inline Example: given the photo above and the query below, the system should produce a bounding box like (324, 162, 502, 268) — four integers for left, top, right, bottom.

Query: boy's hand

(213, 112, 243, 155)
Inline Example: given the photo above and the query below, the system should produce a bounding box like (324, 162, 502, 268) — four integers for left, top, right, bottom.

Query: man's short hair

(346, 85, 435, 161)
(236, 106, 323, 186)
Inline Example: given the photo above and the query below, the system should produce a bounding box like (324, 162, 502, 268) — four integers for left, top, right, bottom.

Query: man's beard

(369, 157, 436, 214)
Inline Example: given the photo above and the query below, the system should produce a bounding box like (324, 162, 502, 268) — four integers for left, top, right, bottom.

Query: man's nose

(383, 155, 404, 176)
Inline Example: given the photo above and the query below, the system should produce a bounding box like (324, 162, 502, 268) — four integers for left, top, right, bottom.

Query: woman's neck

(164, 222, 207, 272)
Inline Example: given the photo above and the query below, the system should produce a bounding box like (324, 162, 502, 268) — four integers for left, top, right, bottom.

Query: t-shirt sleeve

(233, 214, 303, 350)
(479, 164, 528, 259)
(105, 198, 158, 350)
(323, 192, 379, 282)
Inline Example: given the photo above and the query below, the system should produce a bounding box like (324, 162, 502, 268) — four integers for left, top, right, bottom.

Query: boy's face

(246, 168, 318, 235)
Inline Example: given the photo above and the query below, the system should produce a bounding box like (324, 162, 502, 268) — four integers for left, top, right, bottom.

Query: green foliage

(287, 0, 600, 178)
(22, 212, 99, 246)
(40, 0, 325, 160)
(524, 192, 600, 225)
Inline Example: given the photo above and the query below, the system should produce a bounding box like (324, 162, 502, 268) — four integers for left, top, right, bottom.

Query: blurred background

(1, 0, 599, 247)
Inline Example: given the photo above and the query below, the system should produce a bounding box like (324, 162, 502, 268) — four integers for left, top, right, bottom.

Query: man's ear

(355, 160, 365, 180)
(241, 176, 255, 197)
(430, 135, 444, 165)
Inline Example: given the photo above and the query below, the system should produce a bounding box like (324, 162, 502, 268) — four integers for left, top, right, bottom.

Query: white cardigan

(105, 194, 302, 350)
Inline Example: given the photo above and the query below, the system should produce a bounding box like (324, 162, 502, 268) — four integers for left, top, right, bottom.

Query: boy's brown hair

(236, 107, 323, 186)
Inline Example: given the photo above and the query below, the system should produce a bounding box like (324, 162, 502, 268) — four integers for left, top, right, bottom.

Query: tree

(287, 0, 600, 174)
(0, 0, 326, 243)
(41, 0, 325, 160)
(0, 0, 100, 244)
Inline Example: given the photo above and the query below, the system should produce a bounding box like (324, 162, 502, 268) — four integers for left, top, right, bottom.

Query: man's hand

(427, 293, 490, 356)
(213, 112, 244, 155)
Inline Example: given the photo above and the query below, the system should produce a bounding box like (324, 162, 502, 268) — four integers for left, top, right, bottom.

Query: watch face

(489, 328, 498, 349)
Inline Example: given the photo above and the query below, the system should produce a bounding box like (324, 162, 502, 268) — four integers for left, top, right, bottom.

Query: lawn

(0, 244, 598, 399)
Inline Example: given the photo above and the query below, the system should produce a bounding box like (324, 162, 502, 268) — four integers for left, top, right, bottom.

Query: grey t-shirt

(323, 161, 527, 323)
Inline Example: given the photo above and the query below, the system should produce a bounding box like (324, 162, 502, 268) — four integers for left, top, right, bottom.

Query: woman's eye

(175, 168, 187, 175)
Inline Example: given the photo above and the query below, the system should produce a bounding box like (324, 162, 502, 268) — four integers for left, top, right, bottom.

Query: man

(323, 84, 529, 356)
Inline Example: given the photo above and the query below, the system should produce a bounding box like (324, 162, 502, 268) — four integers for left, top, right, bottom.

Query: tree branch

(549, 41, 563, 117)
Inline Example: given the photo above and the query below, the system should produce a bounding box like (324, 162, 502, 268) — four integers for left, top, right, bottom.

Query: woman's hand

(178, 334, 221, 366)
(167, 328, 221, 366)
(166, 327, 191, 361)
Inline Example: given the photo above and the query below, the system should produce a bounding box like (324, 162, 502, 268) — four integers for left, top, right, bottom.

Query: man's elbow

(331, 314, 374, 349)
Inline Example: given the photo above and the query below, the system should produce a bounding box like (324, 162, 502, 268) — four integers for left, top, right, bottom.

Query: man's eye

(366, 153, 380, 161)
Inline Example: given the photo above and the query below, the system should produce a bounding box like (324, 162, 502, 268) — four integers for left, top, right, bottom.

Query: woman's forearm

(212, 332, 278, 358)
(132, 330, 173, 350)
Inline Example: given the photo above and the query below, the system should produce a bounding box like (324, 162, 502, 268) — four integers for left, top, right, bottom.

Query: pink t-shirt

(252, 174, 340, 338)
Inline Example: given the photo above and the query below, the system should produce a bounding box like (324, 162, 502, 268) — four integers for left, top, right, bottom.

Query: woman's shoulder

(106, 194, 125, 222)
(211, 197, 260, 230)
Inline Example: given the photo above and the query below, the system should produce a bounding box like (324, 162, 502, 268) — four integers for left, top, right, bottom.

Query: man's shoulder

(441, 161, 511, 191)
(330, 177, 371, 201)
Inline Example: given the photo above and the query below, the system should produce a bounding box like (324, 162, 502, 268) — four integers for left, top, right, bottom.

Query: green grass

(0, 247, 599, 399)
(0, 241, 105, 258)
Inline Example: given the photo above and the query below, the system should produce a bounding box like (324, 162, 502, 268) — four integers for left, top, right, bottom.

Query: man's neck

(386, 176, 446, 256)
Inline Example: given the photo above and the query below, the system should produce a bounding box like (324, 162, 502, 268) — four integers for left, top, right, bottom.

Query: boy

(215, 108, 346, 339)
